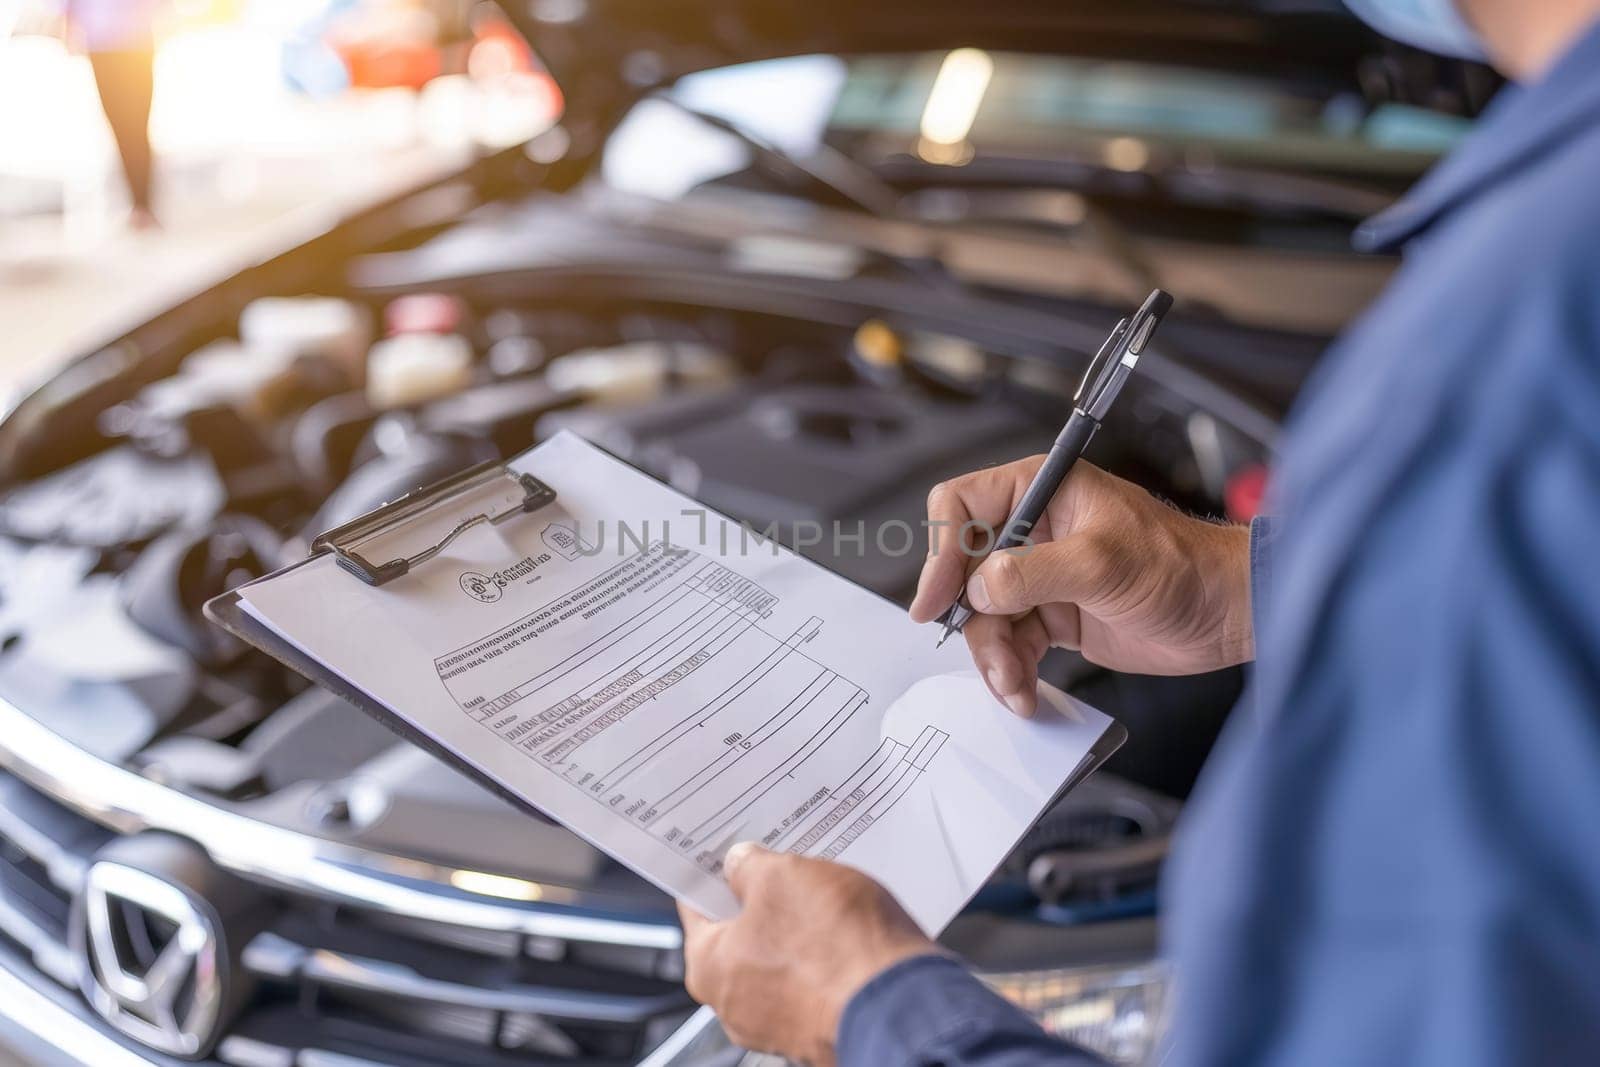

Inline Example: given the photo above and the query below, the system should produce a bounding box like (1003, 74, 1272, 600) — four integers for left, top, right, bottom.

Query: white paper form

(237, 432, 1114, 933)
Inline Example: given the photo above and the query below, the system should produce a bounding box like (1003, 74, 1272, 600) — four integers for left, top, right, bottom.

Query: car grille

(0, 771, 693, 1066)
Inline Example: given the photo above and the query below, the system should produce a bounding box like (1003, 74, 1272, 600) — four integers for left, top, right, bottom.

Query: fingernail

(967, 573, 991, 612)
(723, 841, 756, 876)
(984, 667, 1029, 717)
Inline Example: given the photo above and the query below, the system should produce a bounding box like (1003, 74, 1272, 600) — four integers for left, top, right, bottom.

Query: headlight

(982, 959, 1171, 1066)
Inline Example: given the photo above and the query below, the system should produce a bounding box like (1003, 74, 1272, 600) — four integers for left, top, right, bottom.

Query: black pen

(935, 288, 1174, 647)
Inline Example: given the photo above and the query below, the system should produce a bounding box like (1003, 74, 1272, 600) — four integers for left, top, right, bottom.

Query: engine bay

(0, 238, 1287, 914)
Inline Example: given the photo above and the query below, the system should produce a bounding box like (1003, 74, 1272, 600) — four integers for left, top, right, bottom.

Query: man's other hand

(910, 458, 1254, 715)
(678, 843, 938, 1066)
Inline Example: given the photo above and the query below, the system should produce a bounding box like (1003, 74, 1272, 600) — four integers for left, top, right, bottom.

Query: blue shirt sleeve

(836, 954, 1107, 1066)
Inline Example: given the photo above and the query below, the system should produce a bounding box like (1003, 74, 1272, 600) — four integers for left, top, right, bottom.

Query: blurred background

(0, 0, 558, 387)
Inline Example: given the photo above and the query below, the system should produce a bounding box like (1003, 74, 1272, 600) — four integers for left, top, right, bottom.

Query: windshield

(603, 50, 1470, 206)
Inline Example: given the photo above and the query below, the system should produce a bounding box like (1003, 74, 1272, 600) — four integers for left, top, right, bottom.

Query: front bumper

(0, 691, 703, 1067)
(0, 949, 732, 1067)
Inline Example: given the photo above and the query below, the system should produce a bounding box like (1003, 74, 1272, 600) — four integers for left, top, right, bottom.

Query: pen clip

(1074, 318, 1129, 407)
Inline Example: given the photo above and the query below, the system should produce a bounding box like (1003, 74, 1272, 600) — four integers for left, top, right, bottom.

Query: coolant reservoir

(366, 333, 475, 409)
(239, 296, 372, 383)
(544, 341, 734, 405)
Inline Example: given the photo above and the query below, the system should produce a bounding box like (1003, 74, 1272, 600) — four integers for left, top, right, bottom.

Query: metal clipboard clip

(311, 460, 558, 586)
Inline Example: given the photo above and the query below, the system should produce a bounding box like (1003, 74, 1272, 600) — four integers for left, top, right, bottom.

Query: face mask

(1343, 0, 1485, 60)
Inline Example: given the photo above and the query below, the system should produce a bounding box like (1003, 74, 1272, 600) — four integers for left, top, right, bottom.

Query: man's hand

(910, 458, 1253, 715)
(678, 843, 938, 1066)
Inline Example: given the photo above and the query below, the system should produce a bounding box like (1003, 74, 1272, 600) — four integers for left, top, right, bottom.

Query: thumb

(677, 900, 714, 939)
(966, 536, 1114, 616)
(721, 841, 770, 899)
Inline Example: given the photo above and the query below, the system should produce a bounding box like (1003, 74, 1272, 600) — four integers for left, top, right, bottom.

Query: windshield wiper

(902, 185, 1167, 296)
(1163, 164, 1396, 220)
(885, 151, 1396, 223)
(648, 92, 902, 218)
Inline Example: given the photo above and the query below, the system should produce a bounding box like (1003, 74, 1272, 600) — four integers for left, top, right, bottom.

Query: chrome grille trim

(0, 891, 78, 985)
(634, 1007, 723, 1067)
(0, 696, 681, 951)
(0, 773, 96, 890)
(217, 1035, 294, 1067)
(243, 932, 687, 1025)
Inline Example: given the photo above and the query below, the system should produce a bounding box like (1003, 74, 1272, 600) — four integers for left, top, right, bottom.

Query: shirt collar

(1355, 17, 1600, 252)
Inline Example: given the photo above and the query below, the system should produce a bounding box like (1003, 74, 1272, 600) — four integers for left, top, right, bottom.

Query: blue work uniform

(839, 18, 1600, 1066)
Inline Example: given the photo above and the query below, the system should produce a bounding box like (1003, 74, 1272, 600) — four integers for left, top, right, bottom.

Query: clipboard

(204, 455, 1126, 848)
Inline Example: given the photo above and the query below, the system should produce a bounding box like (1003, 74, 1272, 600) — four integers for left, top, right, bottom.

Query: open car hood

(512, 0, 1391, 154)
